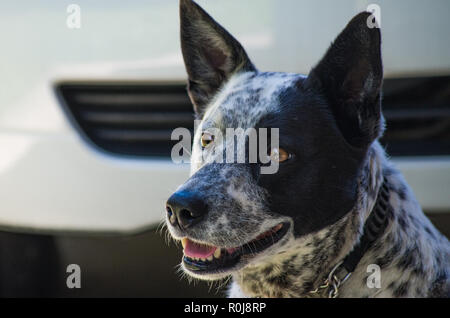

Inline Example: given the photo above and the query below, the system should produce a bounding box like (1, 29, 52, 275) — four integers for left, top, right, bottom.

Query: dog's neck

(230, 142, 387, 297)
(230, 141, 449, 298)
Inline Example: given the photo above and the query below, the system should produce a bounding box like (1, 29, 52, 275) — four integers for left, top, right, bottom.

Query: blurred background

(0, 0, 449, 297)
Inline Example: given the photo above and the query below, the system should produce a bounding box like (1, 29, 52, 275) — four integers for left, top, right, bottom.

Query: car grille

(381, 76, 450, 156)
(56, 83, 195, 157)
(56, 77, 450, 158)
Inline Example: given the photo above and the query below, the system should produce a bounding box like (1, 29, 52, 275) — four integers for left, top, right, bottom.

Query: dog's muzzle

(166, 190, 208, 230)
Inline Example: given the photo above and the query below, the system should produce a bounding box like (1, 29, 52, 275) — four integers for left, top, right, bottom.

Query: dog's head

(166, 0, 383, 280)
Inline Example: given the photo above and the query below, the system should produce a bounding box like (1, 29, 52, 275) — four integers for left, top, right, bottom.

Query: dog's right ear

(306, 12, 383, 149)
(180, 0, 256, 118)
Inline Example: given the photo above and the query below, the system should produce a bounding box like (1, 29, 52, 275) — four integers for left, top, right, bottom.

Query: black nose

(166, 191, 208, 230)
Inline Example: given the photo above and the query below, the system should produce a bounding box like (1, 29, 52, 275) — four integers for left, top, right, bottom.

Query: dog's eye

(269, 147, 292, 163)
(201, 132, 214, 148)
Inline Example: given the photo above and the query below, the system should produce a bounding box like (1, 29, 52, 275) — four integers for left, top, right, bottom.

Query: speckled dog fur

(229, 142, 450, 298)
(167, 0, 450, 298)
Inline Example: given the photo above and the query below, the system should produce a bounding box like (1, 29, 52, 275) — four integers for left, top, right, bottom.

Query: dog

(165, 0, 450, 298)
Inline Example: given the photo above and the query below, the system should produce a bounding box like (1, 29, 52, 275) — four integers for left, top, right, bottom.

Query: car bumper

(0, 129, 189, 234)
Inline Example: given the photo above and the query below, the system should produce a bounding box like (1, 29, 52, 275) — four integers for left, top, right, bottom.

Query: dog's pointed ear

(306, 12, 383, 148)
(180, 0, 256, 117)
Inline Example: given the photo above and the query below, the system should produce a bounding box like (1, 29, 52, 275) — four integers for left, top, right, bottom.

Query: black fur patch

(393, 281, 410, 297)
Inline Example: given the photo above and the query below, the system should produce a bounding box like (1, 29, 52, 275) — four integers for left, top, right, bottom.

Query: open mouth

(181, 222, 290, 275)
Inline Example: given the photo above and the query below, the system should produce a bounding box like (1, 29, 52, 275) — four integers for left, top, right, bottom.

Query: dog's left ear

(306, 12, 383, 148)
(180, 0, 256, 118)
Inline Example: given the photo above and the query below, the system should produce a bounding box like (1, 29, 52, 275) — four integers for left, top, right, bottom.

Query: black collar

(308, 178, 391, 297)
(341, 177, 391, 273)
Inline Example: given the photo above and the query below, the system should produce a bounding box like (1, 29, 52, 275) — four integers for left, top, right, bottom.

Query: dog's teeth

(273, 224, 283, 232)
(181, 238, 188, 249)
(207, 255, 213, 261)
(214, 248, 221, 259)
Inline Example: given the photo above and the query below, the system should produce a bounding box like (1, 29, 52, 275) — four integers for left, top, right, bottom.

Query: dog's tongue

(183, 239, 217, 259)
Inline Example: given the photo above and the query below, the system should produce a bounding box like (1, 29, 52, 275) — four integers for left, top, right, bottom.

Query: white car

(0, 0, 449, 296)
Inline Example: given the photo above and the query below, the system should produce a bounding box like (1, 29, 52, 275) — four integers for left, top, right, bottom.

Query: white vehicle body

(0, 0, 449, 234)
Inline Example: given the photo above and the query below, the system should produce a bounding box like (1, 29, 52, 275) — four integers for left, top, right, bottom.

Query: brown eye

(269, 147, 292, 163)
(201, 132, 214, 148)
